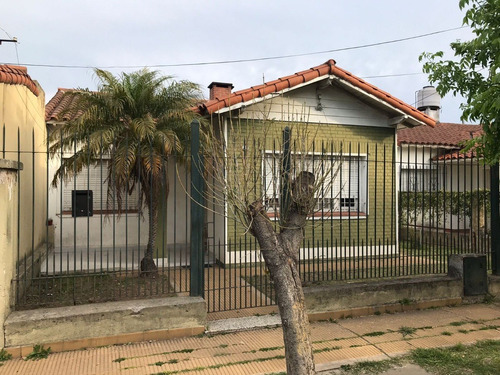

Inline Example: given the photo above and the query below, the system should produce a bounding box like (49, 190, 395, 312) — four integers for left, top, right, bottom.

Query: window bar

(357, 143, 361, 279)
(348, 142, 352, 278)
(72, 134, 77, 301)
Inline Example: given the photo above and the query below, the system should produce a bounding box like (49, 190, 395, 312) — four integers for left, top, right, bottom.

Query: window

(400, 168, 441, 192)
(62, 160, 140, 215)
(263, 152, 367, 216)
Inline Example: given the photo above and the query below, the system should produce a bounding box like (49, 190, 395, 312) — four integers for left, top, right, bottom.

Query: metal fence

(2, 124, 492, 312)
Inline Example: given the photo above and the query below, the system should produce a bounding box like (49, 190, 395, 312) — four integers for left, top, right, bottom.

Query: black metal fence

(2, 124, 493, 312)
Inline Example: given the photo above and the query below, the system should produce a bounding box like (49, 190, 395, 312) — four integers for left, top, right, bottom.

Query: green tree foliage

(50, 69, 202, 275)
(420, 0, 500, 164)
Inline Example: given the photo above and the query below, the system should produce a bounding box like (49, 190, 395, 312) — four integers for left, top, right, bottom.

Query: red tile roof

(198, 59, 436, 127)
(398, 122, 482, 147)
(0, 65, 39, 96)
(435, 150, 477, 160)
(45, 88, 82, 122)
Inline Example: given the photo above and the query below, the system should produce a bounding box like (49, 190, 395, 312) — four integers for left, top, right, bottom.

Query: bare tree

(203, 109, 341, 375)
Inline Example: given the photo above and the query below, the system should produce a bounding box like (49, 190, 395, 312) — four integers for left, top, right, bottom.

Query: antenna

(0, 37, 17, 45)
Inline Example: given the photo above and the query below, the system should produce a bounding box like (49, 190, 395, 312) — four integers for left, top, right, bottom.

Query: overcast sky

(1, 0, 474, 123)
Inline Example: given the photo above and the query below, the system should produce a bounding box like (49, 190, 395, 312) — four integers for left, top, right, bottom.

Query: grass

(19, 272, 174, 310)
(411, 340, 500, 375)
(25, 344, 51, 360)
(398, 326, 417, 338)
(339, 340, 500, 375)
(0, 349, 12, 362)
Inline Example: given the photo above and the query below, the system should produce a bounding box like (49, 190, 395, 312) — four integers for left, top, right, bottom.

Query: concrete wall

(4, 296, 206, 351)
(0, 160, 21, 348)
(0, 81, 47, 263)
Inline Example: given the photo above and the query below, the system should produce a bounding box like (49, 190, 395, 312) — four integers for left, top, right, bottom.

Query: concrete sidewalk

(1, 302, 499, 375)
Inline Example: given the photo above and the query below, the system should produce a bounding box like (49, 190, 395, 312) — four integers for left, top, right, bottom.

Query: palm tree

(50, 69, 202, 276)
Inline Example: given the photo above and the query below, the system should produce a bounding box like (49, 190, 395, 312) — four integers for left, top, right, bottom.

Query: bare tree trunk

(249, 198, 315, 375)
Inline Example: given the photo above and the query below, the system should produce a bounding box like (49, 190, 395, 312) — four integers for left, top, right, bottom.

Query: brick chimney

(208, 82, 233, 100)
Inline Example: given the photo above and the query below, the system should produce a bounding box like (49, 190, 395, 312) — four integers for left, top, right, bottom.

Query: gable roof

(398, 122, 482, 147)
(45, 88, 82, 122)
(0, 65, 40, 97)
(198, 59, 436, 127)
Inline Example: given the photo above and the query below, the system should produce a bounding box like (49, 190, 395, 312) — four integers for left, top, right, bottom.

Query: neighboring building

(197, 59, 436, 263)
(0, 65, 47, 266)
(45, 89, 189, 271)
(397, 121, 488, 234)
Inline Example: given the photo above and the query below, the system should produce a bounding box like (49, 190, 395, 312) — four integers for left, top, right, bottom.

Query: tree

(50, 69, 202, 276)
(419, 0, 500, 164)
(204, 118, 341, 375)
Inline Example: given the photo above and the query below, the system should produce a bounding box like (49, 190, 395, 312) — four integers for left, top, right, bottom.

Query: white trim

(212, 76, 330, 115)
(329, 76, 427, 127)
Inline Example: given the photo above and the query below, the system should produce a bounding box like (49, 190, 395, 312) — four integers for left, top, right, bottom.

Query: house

(45, 88, 190, 272)
(197, 59, 436, 264)
(397, 121, 489, 238)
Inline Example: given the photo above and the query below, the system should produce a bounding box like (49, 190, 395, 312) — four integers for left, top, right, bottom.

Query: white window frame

(262, 151, 368, 218)
(61, 158, 140, 215)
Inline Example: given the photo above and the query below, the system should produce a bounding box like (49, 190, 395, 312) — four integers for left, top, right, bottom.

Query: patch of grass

(0, 349, 12, 362)
(171, 348, 194, 354)
(374, 311, 382, 316)
(364, 331, 386, 337)
(25, 344, 51, 360)
(19, 272, 174, 310)
(151, 361, 167, 366)
(218, 344, 228, 348)
(339, 357, 403, 374)
(458, 329, 469, 334)
(483, 293, 496, 304)
(398, 326, 417, 338)
(167, 359, 179, 364)
(259, 346, 283, 352)
(314, 345, 341, 354)
(399, 298, 414, 305)
(213, 353, 229, 357)
(449, 320, 467, 326)
(442, 331, 453, 336)
(411, 340, 500, 375)
(113, 357, 126, 363)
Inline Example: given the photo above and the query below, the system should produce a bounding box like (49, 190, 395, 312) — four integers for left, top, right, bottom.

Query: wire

(0, 26, 467, 70)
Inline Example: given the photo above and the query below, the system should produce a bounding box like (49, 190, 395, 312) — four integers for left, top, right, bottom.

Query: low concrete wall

(305, 276, 463, 318)
(4, 296, 206, 351)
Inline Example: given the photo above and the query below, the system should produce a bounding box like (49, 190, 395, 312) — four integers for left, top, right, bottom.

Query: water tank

(416, 86, 441, 121)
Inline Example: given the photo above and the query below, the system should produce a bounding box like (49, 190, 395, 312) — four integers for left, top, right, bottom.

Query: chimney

(208, 82, 233, 100)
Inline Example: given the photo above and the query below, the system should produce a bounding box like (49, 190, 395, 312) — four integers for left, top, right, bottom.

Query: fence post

(190, 120, 205, 297)
(491, 163, 500, 275)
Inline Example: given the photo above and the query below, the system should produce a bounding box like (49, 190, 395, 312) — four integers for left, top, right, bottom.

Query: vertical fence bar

(190, 120, 204, 297)
(491, 163, 500, 275)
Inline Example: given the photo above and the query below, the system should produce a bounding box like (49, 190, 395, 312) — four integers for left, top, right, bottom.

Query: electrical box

(449, 253, 487, 296)
(72, 190, 93, 217)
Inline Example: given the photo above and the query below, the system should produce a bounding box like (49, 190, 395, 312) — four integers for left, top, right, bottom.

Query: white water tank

(416, 86, 441, 121)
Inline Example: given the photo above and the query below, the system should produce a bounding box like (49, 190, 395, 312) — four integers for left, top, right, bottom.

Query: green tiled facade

(221, 119, 397, 254)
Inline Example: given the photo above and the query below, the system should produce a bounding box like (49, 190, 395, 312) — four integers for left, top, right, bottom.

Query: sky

(1, 0, 475, 124)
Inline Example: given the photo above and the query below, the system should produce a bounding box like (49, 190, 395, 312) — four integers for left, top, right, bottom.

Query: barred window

(263, 153, 367, 215)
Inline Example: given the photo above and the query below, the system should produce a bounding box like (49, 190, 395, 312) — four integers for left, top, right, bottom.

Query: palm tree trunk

(141, 193, 159, 277)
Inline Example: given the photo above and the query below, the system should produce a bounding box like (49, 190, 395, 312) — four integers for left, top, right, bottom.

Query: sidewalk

(1, 302, 499, 375)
